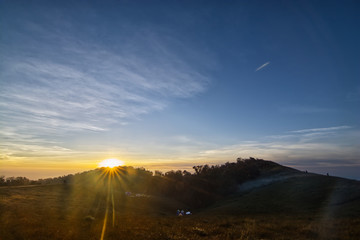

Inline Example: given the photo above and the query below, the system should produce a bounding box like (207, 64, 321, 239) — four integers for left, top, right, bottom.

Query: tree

(0, 175, 5, 185)
(154, 170, 163, 177)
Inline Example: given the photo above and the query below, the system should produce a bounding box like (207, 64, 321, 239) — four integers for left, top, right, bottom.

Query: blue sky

(1, 0, 359, 179)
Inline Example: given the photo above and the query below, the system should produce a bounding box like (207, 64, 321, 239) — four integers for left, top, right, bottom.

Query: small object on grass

(84, 216, 95, 222)
(192, 227, 207, 236)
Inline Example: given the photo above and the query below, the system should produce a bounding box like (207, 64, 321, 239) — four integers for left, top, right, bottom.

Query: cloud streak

(290, 125, 352, 134)
(0, 16, 213, 165)
(0, 21, 210, 136)
(193, 125, 360, 168)
(255, 61, 270, 71)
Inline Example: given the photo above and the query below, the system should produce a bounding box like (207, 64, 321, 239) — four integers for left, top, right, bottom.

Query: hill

(1, 158, 360, 239)
(205, 173, 360, 217)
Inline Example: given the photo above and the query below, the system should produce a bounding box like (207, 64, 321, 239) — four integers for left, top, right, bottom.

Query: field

(1, 175, 360, 240)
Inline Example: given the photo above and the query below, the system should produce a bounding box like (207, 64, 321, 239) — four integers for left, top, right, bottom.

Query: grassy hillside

(205, 173, 360, 216)
(200, 173, 360, 239)
(1, 159, 360, 239)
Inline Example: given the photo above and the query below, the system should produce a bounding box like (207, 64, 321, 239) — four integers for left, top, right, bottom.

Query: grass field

(1, 174, 360, 240)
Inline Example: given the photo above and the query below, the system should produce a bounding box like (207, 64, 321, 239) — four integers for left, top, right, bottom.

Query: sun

(98, 158, 124, 168)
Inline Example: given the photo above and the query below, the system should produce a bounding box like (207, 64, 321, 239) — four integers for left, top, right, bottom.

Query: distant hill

(2, 158, 359, 216)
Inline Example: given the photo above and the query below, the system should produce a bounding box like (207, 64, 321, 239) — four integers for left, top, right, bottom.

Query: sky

(0, 0, 359, 180)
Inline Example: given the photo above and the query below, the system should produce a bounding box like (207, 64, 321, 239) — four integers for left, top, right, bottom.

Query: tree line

(0, 158, 290, 208)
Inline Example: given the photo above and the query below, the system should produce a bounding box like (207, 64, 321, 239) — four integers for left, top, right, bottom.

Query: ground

(1, 182, 360, 240)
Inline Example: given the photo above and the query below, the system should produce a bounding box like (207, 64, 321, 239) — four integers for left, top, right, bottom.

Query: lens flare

(98, 158, 124, 168)
(98, 164, 124, 240)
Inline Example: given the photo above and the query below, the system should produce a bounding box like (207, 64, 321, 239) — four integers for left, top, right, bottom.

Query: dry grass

(1, 184, 360, 240)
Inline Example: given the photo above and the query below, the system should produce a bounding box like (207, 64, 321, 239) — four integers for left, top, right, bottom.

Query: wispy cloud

(0, 16, 213, 165)
(193, 126, 360, 168)
(255, 61, 270, 71)
(0, 20, 211, 135)
(278, 105, 336, 114)
(108, 126, 358, 170)
(290, 125, 352, 134)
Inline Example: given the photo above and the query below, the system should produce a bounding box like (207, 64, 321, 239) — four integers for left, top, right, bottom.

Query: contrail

(255, 61, 270, 71)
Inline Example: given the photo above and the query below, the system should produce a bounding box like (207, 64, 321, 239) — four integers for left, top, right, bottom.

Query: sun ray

(112, 188, 115, 227)
(98, 164, 126, 239)
(100, 182, 110, 240)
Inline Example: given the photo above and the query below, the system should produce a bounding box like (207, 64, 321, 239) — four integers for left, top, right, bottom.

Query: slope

(203, 173, 360, 218)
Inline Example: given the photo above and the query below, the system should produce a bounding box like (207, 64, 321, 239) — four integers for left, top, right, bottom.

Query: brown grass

(1, 184, 360, 240)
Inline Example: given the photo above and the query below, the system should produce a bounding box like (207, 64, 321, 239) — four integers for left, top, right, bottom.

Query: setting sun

(98, 158, 124, 168)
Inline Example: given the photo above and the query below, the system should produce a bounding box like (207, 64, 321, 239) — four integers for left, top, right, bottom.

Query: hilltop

(2, 158, 359, 211)
(1, 158, 301, 208)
